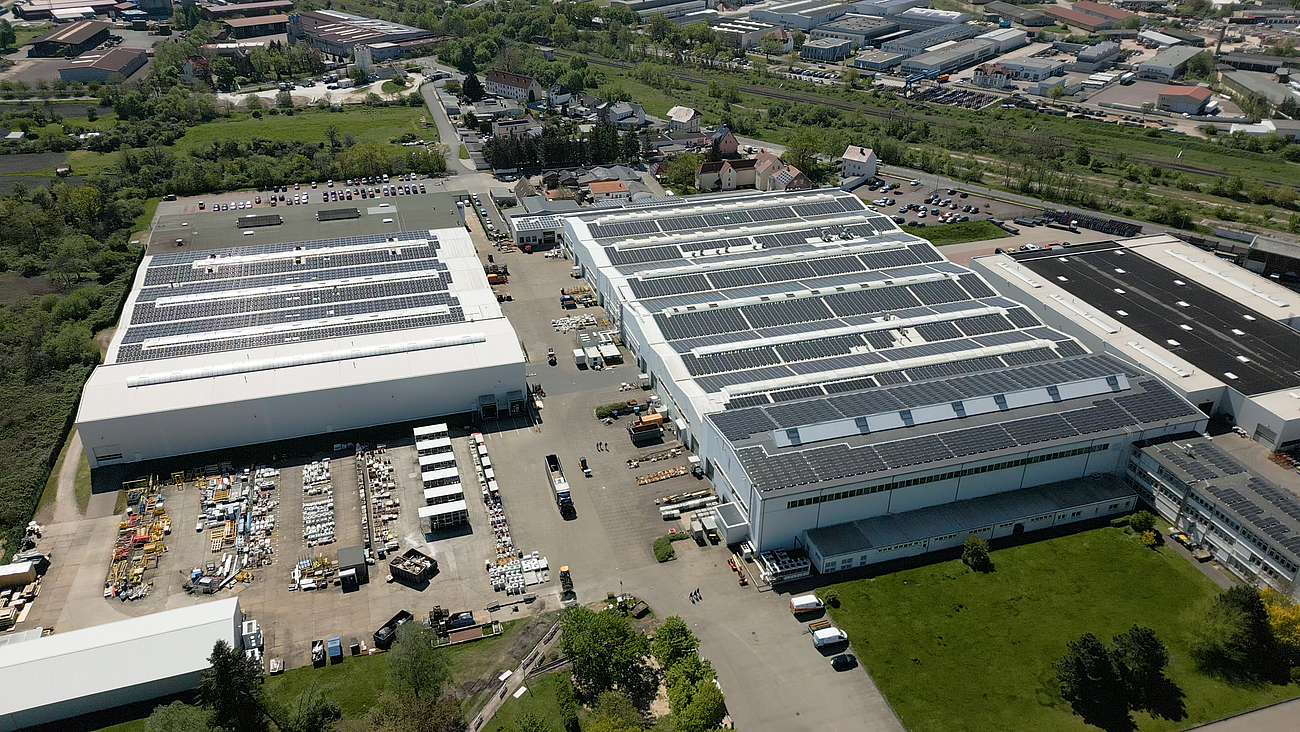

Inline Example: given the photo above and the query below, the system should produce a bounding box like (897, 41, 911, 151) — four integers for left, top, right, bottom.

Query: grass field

(174, 107, 427, 153)
(823, 526, 1300, 732)
(912, 220, 1011, 246)
(479, 671, 569, 732)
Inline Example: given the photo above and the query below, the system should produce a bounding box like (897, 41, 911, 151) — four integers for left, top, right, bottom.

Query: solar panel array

(236, 214, 283, 228)
(119, 231, 463, 364)
(317, 207, 362, 222)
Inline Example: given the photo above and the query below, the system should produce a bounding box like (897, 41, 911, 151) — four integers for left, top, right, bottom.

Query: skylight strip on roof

(140, 304, 451, 349)
(191, 238, 427, 270)
(1049, 293, 1120, 334)
(151, 268, 442, 307)
(1163, 249, 1289, 309)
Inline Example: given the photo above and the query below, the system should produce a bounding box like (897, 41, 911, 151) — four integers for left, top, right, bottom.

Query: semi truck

(545, 454, 575, 517)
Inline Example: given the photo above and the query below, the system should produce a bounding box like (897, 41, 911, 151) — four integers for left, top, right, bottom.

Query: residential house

(674, 124, 740, 156)
(484, 70, 544, 102)
(599, 100, 646, 129)
(756, 150, 812, 191)
(840, 145, 878, 178)
(696, 158, 760, 191)
(667, 105, 702, 132)
(491, 117, 541, 139)
(766, 27, 794, 53)
(469, 98, 524, 119)
(588, 180, 631, 201)
(547, 83, 572, 107)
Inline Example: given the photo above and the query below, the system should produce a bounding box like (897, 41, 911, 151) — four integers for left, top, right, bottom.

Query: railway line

(556, 51, 1294, 187)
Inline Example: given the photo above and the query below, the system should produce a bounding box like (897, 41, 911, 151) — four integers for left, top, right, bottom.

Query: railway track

(558, 51, 1294, 187)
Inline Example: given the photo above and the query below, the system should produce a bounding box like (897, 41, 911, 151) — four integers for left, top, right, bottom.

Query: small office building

(800, 37, 855, 61)
(1156, 84, 1211, 114)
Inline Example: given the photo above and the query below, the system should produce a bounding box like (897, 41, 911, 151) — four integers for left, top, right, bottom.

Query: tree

(325, 124, 341, 153)
(1048, 85, 1066, 101)
(661, 153, 704, 192)
(1185, 51, 1214, 80)
(362, 690, 466, 732)
(514, 711, 552, 732)
(1073, 146, 1091, 166)
(961, 536, 992, 572)
(1129, 510, 1157, 534)
(146, 701, 213, 732)
(652, 616, 697, 671)
(588, 690, 642, 732)
(782, 127, 822, 181)
(273, 684, 341, 732)
(86, 106, 98, 122)
(462, 74, 486, 102)
(0, 19, 16, 51)
(1054, 632, 1130, 728)
(1261, 587, 1300, 654)
(555, 673, 580, 732)
(245, 93, 264, 111)
(1191, 585, 1283, 683)
(387, 622, 452, 700)
(276, 90, 294, 109)
(559, 607, 654, 702)
(350, 65, 369, 85)
(791, 29, 805, 51)
(758, 33, 784, 61)
(1120, 16, 1143, 29)
(198, 639, 269, 732)
(673, 678, 726, 732)
(1111, 625, 1170, 708)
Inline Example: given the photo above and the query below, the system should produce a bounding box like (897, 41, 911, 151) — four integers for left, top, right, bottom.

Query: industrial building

(514, 190, 1205, 566)
(287, 10, 438, 60)
(710, 18, 778, 49)
(894, 7, 970, 30)
(202, 0, 295, 21)
(1072, 0, 1137, 24)
(882, 23, 979, 57)
(27, 20, 109, 58)
(854, 49, 905, 70)
(612, 0, 707, 19)
(971, 235, 1300, 450)
(58, 47, 148, 83)
(800, 37, 854, 61)
(0, 598, 243, 731)
(224, 14, 290, 39)
(1156, 84, 1211, 114)
(76, 227, 527, 469)
(983, 1, 1052, 27)
(1044, 5, 1117, 32)
(900, 38, 999, 75)
(750, 0, 848, 30)
(1136, 44, 1202, 80)
(1129, 434, 1300, 596)
(1218, 69, 1299, 110)
(850, 0, 927, 17)
(809, 14, 899, 49)
(973, 57, 1065, 87)
(13, 0, 117, 20)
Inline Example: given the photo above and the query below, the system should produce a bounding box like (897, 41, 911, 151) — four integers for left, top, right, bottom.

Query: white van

(789, 595, 824, 615)
(812, 627, 848, 648)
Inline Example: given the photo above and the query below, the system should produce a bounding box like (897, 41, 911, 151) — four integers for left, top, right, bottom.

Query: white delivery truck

(812, 627, 848, 648)
(789, 594, 824, 616)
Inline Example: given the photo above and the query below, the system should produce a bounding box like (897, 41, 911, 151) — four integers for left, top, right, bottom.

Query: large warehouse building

(288, 10, 439, 60)
(514, 190, 1205, 574)
(76, 227, 526, 469)
(971, 236, 1300, 451)
(27, 20, 109, 58)
(0, 599, 242, 731)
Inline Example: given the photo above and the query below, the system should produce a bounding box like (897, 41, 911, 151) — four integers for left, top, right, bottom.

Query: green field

(823, 527, 1300, 732)
(68, 107, 430, 176)
(479, 671, 570, 732)
(911, 220, 1011, 246)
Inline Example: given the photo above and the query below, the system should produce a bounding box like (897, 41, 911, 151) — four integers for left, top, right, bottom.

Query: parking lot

(859, 175, 1038, 229)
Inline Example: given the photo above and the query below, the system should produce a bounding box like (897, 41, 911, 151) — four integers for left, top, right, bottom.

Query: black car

(831, 654, 857, 671)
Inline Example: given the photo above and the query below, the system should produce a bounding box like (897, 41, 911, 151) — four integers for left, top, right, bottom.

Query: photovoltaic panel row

(876, 435, 953, 470)
(726, 394, 772, 409)
(741, 449, 816, 491)
(885, 339, 980, 362)
(1247, 477, 1300, 522)
(1114, 381, 1198, 423)
(681, 346, 781, 376)
(975, 330, 1039, 348)
(957, 276, 998, 299)
(858, 248, 922, 271)
(767, 399, 843, 429)
(770, 386, 827, 402)
(863, 331, 896, 349)
(889, 380, 963, 408)
(808, 256, 867, 277)
(915, 322, 963, 342)
(684, 237, 755, 254)
(1004, 307, 1042, 329)
(787, 352, 888, 375)
(827, 389, 907, 417)
(145, 247, 438, 287)
(131, 279, 444, 324)
(907, 279, 969, 306)
(1055, 340, 1089, 358)
(693, 365, 794, 394)
(1024, 326, 1072, 342)
(603, 245, 683, 266)
(793, 201, 845, 217)
(1192, 442, 1247, 475)
(904, 355, 1007, 381)
(741, 298, 834, 328)
(756, 230, 818, 249)
(1158, 448, 1219, 482)
(758, 261, 819, 282)
(746, 205, 797, 222)
(1057, 354, 1134, 380)
(658, 215, 708, 232)
(955, 314, 1015, 337)
(775, 334, 864, 362)
(800, 444, 888, 483)
(823, 287, 920, 317)
(589, 220, 660, 238)
(1207, 486, 1263, 519)
(909, 245, 943, 264)
(940, 425, 1017, 458)
(707, 267, 767, 290)
(628, 274, 712, 299)
(1062, 399, 1136, 434)
(712, 410, 778, 441)
(1002, 413, 1080, 445)
(653, 308, 751, 340)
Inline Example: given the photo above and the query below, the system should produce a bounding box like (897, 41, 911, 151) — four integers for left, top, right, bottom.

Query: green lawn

(822, 527, 1300, 732)
(911, 220, 1011, 246)
(174, 107, 426, 153)
(33, 427, 80, 518)
(479, 671, 570, 732)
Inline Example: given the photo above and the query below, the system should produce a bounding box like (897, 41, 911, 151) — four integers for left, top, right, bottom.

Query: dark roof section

(1010, 242, 1300, 396)
(32, 19, 109, 46)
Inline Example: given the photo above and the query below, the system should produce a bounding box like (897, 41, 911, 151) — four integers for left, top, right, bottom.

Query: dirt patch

(456, 613, 555, 703)
(0, 152, 66, 175)
(0, 270, 56, 304)
(94, 326, 116, 357)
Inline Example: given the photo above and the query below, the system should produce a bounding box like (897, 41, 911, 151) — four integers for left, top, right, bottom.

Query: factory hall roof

(31, 19, 108, 45)
(1009, 240, 1300, 396)
(0, 599, 240, 725)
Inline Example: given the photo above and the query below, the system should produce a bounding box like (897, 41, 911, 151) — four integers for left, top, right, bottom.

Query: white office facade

(77, 228, 526, 468)
(537, 190, 1205, 564)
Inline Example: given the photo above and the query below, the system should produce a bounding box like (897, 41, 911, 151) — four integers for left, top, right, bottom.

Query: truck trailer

(545, 454, 575, 517)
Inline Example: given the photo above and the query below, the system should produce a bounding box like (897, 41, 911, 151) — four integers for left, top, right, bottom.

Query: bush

(823, 588, 840, 608)
(654, 535, 675, 562)
(1139, 530, 1159, 549)
(1129, 510, 1157, 534)
(962, 536, 993, 572)
(595, 401, 632, 419)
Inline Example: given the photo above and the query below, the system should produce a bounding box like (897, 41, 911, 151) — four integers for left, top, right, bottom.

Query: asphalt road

(418, 78, 511, 234)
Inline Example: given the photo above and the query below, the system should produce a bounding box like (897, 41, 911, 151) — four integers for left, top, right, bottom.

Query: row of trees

(479, 122, 641, 171)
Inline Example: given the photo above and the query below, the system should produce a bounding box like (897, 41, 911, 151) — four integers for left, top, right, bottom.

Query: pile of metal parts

(551, 314, 599, 332)
(105, 476, 171, 600)
(291, 554, 337, 592)
(191, 465, 280, 593)
(475, 433, 548, 595)
(357, 446, 401, 555)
